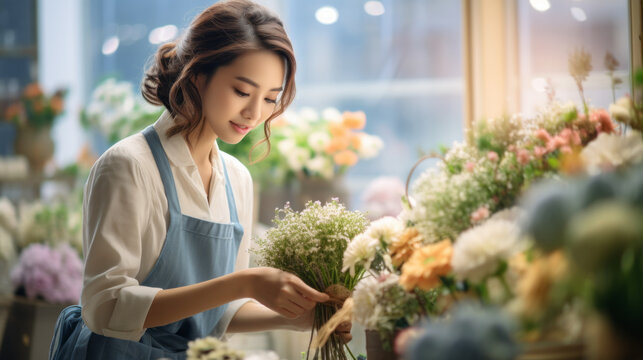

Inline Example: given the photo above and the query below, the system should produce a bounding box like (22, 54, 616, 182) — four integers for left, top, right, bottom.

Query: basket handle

(405, 152, 443, 210)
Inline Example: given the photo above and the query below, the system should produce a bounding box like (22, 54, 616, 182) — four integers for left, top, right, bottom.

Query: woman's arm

(143, 267, 329, 329)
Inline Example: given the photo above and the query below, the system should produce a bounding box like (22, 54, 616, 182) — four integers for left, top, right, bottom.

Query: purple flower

(10, 243, 82, 304)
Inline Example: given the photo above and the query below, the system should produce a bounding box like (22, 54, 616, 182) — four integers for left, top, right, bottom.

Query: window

(517, 0, 630, 115)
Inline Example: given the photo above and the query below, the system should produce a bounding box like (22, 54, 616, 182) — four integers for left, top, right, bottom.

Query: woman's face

(197, 49, 285, 144)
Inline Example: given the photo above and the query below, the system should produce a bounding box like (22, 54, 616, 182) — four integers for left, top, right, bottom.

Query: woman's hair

(142, 0, 296, 157)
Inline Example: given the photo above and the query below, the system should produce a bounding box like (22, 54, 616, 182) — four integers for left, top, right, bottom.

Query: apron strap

(219, 154, 240, 224)
(142, 126, 182, 216)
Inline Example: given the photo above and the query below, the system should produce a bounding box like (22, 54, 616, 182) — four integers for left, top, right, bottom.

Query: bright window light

(148, 24, 178, 45)
(529, 0, 551, 12)
(531, 77, 548, 93)
(364, 1, 385, 16)
(102, 36, 120, 55)
(570, 7, 587, 22)
(315, 6, 339, 25)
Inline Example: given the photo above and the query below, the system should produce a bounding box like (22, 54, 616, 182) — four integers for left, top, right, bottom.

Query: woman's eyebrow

(235, 76, 282, 92)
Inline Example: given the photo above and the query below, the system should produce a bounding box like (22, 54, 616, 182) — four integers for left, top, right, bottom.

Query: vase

(294, 176, 351, 211)
(365, 330, 397, 360)
(257, 182, 296, 225)
(14, 125, 54, 174)
(0, 296, 68, 360)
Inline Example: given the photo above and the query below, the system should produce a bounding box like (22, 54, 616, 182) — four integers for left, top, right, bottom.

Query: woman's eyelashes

(234, 88, 277, 104)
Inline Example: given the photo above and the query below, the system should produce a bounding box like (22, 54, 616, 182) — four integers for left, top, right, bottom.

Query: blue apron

(49, 126, 244, 359)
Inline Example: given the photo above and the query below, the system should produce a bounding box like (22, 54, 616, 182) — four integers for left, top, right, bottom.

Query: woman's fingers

(291, 276, 329, 303)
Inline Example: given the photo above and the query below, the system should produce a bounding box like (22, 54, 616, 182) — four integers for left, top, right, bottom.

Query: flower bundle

(254, 199, 368, 360)
(272, 107, 383, 180)
(81, 78, 162, 144)
(10, 243, 82, 304)
(3, 83, 66, 129)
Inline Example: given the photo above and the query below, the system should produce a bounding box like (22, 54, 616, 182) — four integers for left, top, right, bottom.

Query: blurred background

(0, 0, 637, 359)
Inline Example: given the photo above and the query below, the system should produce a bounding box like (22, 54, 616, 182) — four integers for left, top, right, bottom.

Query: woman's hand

(247, 267, 329, 320)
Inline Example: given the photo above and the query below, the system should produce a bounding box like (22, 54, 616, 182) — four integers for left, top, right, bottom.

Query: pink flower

(487, 151, 499, 162)
(590, 109, 615, 134)
(516, 149, 531, 165)
(470, 205, 490, 223)
(533, 146, 548, 158)
(465, 162, 476, 172)
(560, 145, 572, 154)
(11, 243, 82, 304)
(535, 129, 551, 143)
(362, 176, 405, 220)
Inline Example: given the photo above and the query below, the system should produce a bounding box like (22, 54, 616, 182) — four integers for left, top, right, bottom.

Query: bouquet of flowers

(328, 50, 643, 359)
(3, 83, 66, 130)
(253, 199, 369, 360)
(10, 243, 82, 304)
(81, 78, 163, 145)
(272, 107, 383, 180)
(17, 201, 83, 254)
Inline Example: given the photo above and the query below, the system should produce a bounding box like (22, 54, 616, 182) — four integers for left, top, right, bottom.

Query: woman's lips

(230, 121, 251, 135)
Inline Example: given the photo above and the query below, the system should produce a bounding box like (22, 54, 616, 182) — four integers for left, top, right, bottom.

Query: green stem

(498, 275, 513, 302)
(345, 343, 357, 360)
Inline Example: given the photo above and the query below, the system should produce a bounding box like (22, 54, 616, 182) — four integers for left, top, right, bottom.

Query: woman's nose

(241, 98, 261, 122)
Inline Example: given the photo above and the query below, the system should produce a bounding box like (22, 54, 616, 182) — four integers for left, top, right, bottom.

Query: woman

(50, 1, 349, 358)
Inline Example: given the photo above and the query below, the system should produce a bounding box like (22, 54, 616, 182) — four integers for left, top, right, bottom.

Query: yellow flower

(517, 250, 567, 316)
(389, 227, 423, 267)
(399, 239, 453, 291)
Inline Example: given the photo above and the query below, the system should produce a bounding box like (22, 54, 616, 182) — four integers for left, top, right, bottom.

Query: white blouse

(81, 111, 253, 341)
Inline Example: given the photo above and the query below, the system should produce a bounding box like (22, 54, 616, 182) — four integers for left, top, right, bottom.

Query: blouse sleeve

(80, 149, 162, 341)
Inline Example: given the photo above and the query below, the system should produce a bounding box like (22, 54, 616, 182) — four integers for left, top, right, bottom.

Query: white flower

(342, 233, 379, 276)
(609, 97, 633, 124)
(366, 216, 404, 246)
(307, 131, 331, 152)
(358, 134, 383, 159)
(298, 107, 319, 123)
(306, 156, 334, 180)
(276, 138, 296, 155)
(0, 227, 15, 261)
(352, 275, 381, 329)
(452, 219, 525, 283)
(186, 336, 244, 360)
(285, 147, 311, 172)
(321, 107, 342, 123)
(581, 130, 643, 174)
(0, 197, 17, 233)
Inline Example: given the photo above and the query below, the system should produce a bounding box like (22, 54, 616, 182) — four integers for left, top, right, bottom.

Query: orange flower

(390, 227, 423, 267)
(328, 121, 349, 138)
(342, 111, 366, 130)
(23, 83, 43, 98)
(50, 95, 64, 115)
(517, 250, 567, 316)
(399, 239, 453, 291)
(333, 150, 358, 166)
(325, 136, 350, 154)
(349, 133, 362, 150)
(4, 103, 22, 120)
